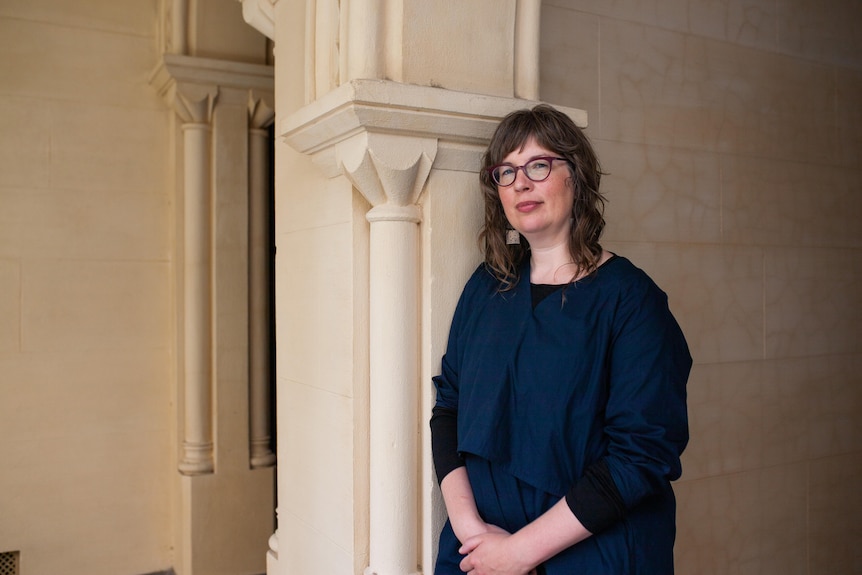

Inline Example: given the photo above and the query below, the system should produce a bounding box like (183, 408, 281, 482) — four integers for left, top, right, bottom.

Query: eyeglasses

(486, 156, 568, 187)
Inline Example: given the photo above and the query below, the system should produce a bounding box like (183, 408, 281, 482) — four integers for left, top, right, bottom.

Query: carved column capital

(150, 53, 274, 123)
(336, 132, 437, 211)
(175, 84, 218, 124)
(248, 90, 275, 131)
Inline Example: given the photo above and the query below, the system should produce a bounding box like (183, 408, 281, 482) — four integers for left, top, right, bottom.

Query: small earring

(506, 229, 521, 245)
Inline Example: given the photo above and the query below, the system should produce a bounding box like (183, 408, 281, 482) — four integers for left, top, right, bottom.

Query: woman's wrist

(450, 513, 488, 543)
(509, 498, 592, 568)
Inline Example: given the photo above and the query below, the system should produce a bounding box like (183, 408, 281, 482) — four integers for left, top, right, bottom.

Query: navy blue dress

(432, 255, 691, 574)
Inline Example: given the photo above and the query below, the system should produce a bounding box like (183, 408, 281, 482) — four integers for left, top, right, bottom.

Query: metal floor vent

(0, 551, 19, 575)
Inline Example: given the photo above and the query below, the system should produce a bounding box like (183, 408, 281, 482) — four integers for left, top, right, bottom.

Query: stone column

(366, 203, 422, 575)
(346, 0, 384, 81)
(248, 92, 277, 469)
(337, 133, 437, 575)
(514, 0, 541, 100)
(176, 84, 219, 475)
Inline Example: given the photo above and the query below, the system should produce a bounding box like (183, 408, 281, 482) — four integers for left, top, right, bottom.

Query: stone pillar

(514, 0, 541, 100)
(336, 133, 436, 575)
(176, 84, 218, 475)
(346, 0, 384, 81)
(248, 92, 277, 469)
(367, 203, 422, 575)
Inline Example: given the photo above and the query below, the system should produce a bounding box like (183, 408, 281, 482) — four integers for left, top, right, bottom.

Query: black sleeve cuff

(430, 406, 464, 485)
(565, 459, 627, 534)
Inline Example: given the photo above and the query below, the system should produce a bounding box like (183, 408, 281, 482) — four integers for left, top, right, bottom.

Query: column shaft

(249, 126, 275, 468)
(514, 0, 541, 100)
(179, 122, 214, 475)
(346, 0, 384, 81)
(367, 205, 421, 575)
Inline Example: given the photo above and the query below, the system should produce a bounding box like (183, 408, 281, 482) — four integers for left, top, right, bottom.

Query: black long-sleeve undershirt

(430, 404, 626, 535)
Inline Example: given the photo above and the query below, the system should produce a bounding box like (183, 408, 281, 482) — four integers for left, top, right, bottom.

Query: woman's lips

(516, 201, 542, 212)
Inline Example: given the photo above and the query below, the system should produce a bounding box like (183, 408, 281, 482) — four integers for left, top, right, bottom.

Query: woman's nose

(512, 169, 532, 191)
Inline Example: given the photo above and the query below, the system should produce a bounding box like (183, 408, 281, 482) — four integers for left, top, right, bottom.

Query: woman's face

(496, 137, 574, 249)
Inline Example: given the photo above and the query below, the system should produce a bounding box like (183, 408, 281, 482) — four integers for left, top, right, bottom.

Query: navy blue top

(432, 255, 691, 573)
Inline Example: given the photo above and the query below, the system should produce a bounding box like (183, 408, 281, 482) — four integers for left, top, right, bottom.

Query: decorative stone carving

(248, 91, 276, 131)
(337, 132, 436, 209)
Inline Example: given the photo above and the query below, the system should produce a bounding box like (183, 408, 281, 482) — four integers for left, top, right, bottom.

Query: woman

(430, 104, 691, 575)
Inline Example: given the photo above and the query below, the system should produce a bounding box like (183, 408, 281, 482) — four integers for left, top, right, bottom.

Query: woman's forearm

(440, 467, 492, 542)
(510, 499, 592, 568)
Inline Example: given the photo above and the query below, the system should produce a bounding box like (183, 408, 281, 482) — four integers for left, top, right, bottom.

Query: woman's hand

(459, 498, 592, 575)
(458, 531, 533, 575)
(462, 521, 509, 542)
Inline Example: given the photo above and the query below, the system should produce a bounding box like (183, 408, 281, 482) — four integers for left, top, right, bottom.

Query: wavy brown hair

(478, 104, 606, 290)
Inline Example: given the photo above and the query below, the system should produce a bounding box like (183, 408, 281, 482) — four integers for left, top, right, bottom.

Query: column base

(179, 441, 214, 475)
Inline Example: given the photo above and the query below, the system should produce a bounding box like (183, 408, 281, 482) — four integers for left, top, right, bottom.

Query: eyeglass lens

(492, 158, 555, 186)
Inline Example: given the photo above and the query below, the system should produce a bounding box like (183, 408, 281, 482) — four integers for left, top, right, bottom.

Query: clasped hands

(458, 525, 536, 575)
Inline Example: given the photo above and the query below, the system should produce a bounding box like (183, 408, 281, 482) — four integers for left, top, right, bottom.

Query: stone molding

(280, 79, 586, 179)
(150, 53, 275, 104)
(281, 78, 544, 151)
(239, 0, 277, 40)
